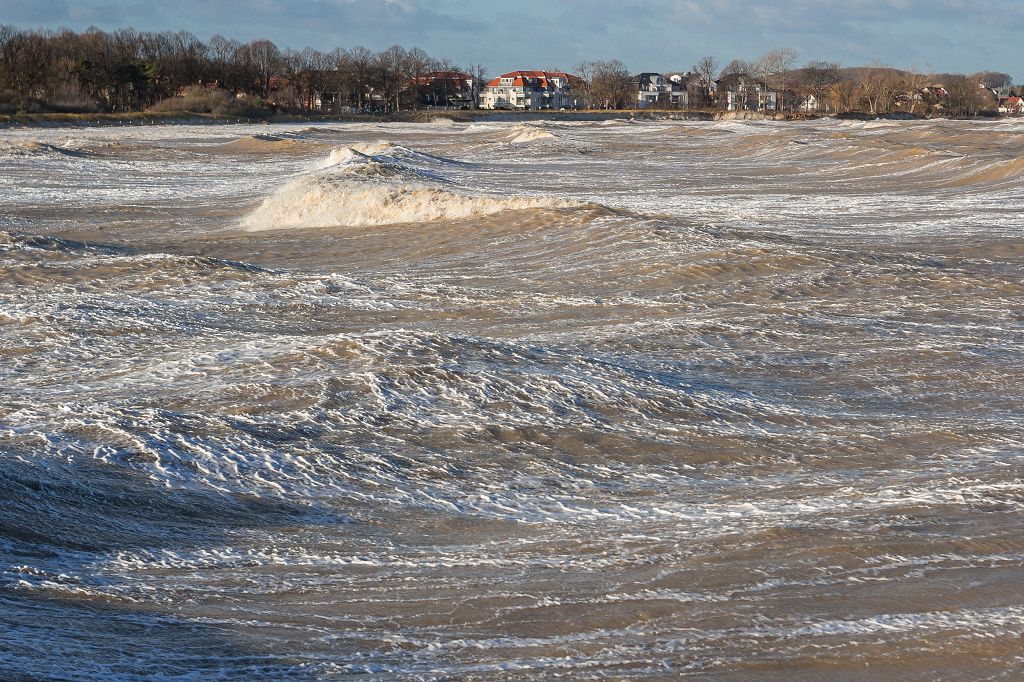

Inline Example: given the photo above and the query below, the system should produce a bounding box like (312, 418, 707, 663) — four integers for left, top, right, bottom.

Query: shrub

(213, 95, 269, 118)
(148, 87, 271, 118)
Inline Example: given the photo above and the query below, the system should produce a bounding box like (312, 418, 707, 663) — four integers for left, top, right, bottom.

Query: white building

(478, 71, 584, 110)
(718, 73, 777, 111)
(799, 94, 818, 112)
(631, 73, 687, 109)
(999, 96, 1024, 115)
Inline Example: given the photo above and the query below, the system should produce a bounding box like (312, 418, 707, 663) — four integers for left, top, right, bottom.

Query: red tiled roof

(498, 70, 583, 84)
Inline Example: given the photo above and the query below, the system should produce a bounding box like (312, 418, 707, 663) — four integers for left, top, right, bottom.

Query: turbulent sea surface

(1, 117, 1023, 680)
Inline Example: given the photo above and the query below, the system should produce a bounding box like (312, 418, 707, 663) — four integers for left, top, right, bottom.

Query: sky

(2, 0, 1020, 80)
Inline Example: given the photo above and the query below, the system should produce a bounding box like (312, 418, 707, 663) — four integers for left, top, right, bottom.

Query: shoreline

(0, 108, 1006, 130)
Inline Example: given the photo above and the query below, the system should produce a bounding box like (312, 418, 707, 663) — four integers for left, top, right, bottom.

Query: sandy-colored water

(1, 117, 1023, 680)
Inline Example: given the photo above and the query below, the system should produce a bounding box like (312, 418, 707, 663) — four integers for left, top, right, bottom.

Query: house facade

(630, 73, 687, 109)
(999, 96, 1024, 116)
(416, 70, 475, 108)
(717, 73, 777, 111)
(479, 70, 584, 110)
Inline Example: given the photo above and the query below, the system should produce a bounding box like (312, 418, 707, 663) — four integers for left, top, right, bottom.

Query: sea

(1, 116, 1023, 680)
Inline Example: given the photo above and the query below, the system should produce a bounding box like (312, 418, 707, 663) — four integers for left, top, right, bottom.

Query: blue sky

(2, 0, 1020, 80)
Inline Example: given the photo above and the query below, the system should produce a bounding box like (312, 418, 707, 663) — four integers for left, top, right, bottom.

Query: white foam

(244, 146, 577, 230)
(505, 125, 558, 143)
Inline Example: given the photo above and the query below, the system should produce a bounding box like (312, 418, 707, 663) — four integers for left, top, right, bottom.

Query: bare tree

(375, 44, 407, 112)
(306, 49, 334, 111)
(858, 64, 899, 115)
(206, 34, 241, 90)
(693, 55, 718, 107)
(587, 59, 631, 109)
(899, 66, 930, 115)
(972, 71, 1012, 90)
(719, 58, 753, 78)
(769, 48, 799, 83)
(469, 63, 488, 108)
(833, 78, 858, 113)
(347, 46, 374, 110)
(755, 47, 798, 110)
(404, 46, 435, 109)
(944, 74, 992, 116)
(240, 39, 281, 98)
(801, 60, 840, 112)
(573, 61, 596, 109)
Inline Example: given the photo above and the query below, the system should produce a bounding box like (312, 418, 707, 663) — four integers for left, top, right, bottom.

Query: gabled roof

(496, 70, 585, 86)
(630, 72, 663, 87)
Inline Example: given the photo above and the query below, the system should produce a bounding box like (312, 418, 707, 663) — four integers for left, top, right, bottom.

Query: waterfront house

(416, 70, 475, 108)
(999, 96, 1024, 116)
(478, 71, 584, 110)
(717, 73, 776, 111)
(630, 73, 687, 109)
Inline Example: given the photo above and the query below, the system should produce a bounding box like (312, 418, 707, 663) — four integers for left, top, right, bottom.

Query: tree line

(0, 25, 1014, 117)
(573, 50, 1011, 117)
(0, 25, 482, 115)
(700, 49, 1010, 116)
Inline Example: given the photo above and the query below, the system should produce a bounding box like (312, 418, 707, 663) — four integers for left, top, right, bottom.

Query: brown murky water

(1, 117, 1023, 679)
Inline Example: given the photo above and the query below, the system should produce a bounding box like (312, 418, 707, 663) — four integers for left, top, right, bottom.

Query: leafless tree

(469, 63, 488, 107)
(719, 59, 753, 78)
(347, 46, 374, 110)
(404, 46, 435, 109)
(206, 34, 241, 90)
(240, 39, 281, 98)
(693, 55, 718, 107)
(858, 64, 899, 115)
(971, 71, 1012, 90)
(755, 47, 798, 109)
(375, 45, 408, 112)
(833, 78, 858, 113)
(899, 66, 930, 115)
(944, 74, 993, 116)
(573, 61, 596, 109)
(800, 60, 840, 111)
(586, 59, 631, 109)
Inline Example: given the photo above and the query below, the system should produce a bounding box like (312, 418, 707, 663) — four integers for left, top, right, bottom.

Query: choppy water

(1, 117, 1023, 680)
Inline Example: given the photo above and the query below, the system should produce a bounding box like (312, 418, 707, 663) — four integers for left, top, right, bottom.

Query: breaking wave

(316, 141, 463, 169)
(505, 125, 558, 143)
(244, 144, 584, 231)
(208, 132, 319, 154)
(0, 139, 94, 158)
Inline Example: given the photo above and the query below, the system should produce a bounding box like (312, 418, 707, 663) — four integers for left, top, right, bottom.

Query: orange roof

(498, 70, 583, 84)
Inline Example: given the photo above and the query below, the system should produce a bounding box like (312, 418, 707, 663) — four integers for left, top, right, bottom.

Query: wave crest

(0, 139, 94, 158)
(505, 125, 558, 143)
(243, 144, 581, 231)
